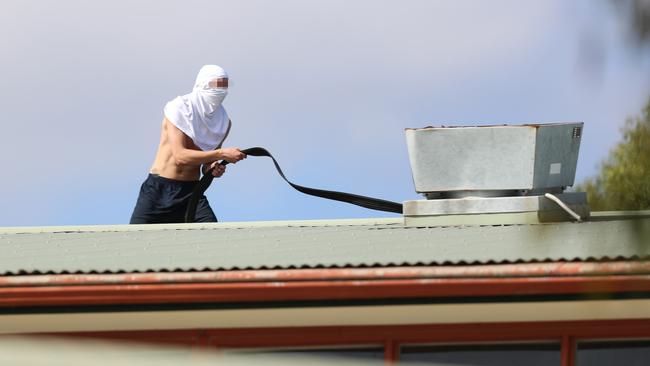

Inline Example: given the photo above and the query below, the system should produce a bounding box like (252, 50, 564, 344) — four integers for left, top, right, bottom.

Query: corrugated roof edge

(5, 261, 650, 287)
(5, 257, 650, 277)
(0, 217, 404, 235)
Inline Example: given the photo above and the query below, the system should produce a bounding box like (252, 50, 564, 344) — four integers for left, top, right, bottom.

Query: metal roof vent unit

(403, 122, 589, 226)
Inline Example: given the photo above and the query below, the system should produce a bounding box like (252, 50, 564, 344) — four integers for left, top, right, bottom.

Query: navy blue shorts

(129, 174, 217, 224)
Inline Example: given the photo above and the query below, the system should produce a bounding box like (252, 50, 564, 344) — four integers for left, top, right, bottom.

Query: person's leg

(130, 176, 159, 224)
(192, 195, 218, 222)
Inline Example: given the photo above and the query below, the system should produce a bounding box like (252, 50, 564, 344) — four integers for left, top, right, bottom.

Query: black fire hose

(184, 147, 403, 223)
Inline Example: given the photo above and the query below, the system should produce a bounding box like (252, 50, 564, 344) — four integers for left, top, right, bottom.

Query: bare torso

(150, 119, 202, 181)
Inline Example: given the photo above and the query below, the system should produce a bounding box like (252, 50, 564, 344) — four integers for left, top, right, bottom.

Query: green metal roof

(0, 215, 648, 275)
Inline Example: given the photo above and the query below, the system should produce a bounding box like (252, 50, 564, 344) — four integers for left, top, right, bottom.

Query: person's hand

(220, 147, 247, 164)
(210, 161, 226, 177)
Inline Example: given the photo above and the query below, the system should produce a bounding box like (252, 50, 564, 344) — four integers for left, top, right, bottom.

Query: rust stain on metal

(0, 261, 649, 288)
(1, 275, 650, 308)
(0, 261, 650, 308)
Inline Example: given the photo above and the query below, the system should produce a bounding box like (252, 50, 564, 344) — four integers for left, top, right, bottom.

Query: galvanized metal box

(405, 122, 583, 193)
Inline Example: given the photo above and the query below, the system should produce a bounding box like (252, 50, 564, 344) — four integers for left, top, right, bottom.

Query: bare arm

(167, 118, 244, 166)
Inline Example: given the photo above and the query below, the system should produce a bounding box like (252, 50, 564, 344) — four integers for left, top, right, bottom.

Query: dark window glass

(577, 340, 650, 366)
(400, 343, 561, 365)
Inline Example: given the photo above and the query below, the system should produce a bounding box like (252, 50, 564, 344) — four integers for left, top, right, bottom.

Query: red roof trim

(44, 319, 650, 347)
(2, 261, 650, 286)
(1, 262, 649, 307)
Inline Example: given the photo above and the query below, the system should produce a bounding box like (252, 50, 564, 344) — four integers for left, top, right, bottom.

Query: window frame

(47, 319, 650, 366)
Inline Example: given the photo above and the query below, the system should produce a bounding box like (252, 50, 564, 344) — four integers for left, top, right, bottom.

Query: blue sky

(1, 0, 648, 226)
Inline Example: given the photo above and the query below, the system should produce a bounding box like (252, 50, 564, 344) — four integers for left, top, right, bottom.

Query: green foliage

(576, 99, 650, 211)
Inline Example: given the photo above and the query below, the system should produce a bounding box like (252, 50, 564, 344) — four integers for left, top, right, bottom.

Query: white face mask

(163, 65, 232, 151)
(194, 66, 229, 118)
(200, 86, 228, 116)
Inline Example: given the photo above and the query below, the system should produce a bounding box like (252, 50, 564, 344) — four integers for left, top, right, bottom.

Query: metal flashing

(0, 215, 648, 276)
(0, 218, 403, 235)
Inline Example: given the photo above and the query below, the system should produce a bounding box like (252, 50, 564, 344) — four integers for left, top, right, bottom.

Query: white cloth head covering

(163, 65, 230, 151)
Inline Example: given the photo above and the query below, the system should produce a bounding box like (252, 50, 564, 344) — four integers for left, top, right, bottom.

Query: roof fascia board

(2, 273, 650, 308)
(2, 261, 650, 287)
